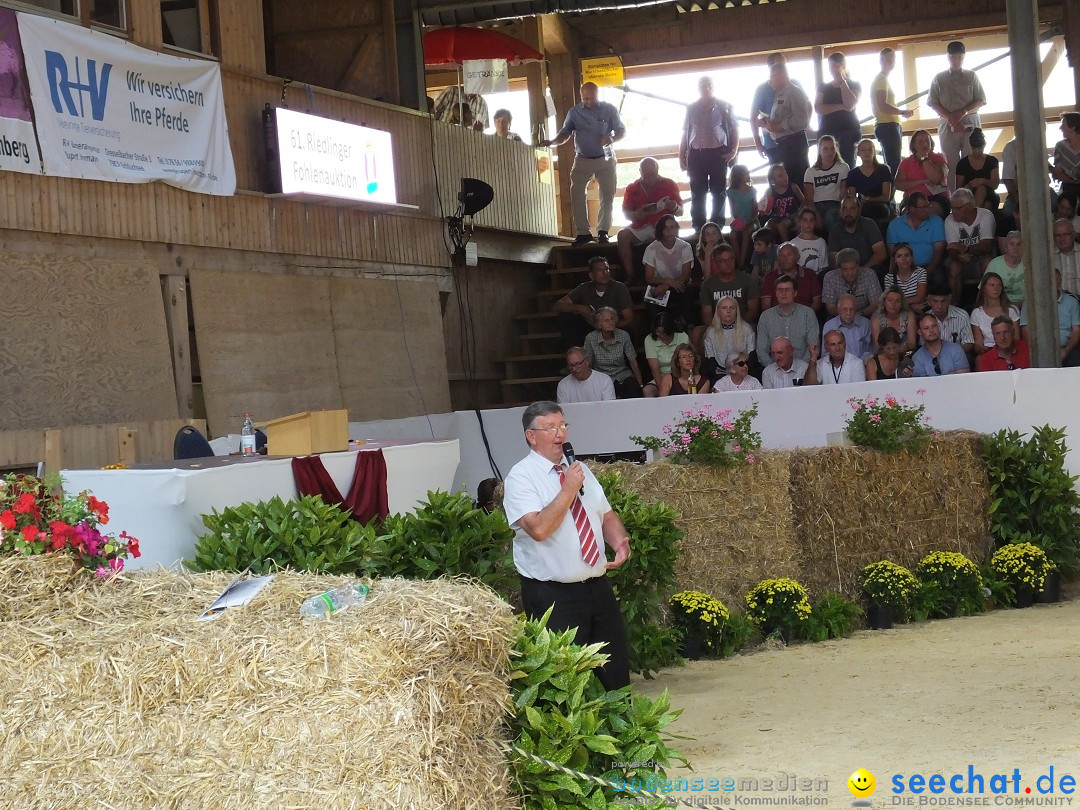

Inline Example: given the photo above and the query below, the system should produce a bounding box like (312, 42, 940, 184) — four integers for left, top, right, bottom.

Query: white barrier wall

(351, 369, 1080, 497)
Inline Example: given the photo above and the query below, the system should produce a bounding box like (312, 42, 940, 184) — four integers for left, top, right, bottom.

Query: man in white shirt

(1053, 218, 1080, 295)
(762, 336, 819, 389)
(944, 188, 995, 301)
(556, 348, 616, 404)
(822, 294, 873, 360)
(816, 330, 866, 385)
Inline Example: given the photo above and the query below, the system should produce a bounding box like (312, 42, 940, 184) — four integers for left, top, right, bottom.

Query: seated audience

(758, 163, 804, 241)
(886, 191, 946, 288)
(913, 311, 969, 376)
(1019, 268, 1080, 367)
(894, 129, 950, 215)
(828, 195, 888, 272)
(703, 295, 756, 382)
(713, 350, 763, 392)
(619, 157, 684, 283)
(557, 347, 616, 404)
(883, 242, 928, 312)
(865, 327, 910, 380)
(698, 243, 760, 326)
(643, 214, 694, 321)
(788, 207, 830, 275)
(694, 221, 725, 281)
(944, 187, 996, 302)
(1054, 196, 1080, 238)
(822, 294, 873, 360)
(1052, 111, 1080, 207)
(871, 286, 918, 355)
(970, 272, 1019, 355)
(1052, 218, 1080, 294)
(660, 343, 711, 395)
(845, 138, 894, 223)
(756, 275, 820, 362)
(643, 312, 690, 397)
(762, 336, 818, 388)
(816, 329, 867, 384)
(749, 227, 778, 279)
(985, 230, 1026, 307)
(761, 242, 822, 311)
(976, 315, 1030, 372)
(583, 307, 644, 398)
(926, 285, 975, 355)
(554, 256, 633, 348)
(955, 128, 999, 210)
(821, 248, 883, 317)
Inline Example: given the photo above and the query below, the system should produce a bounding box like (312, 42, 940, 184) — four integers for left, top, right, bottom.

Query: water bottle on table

(240, 412, 256, 456)
(299, 582, 370, 618)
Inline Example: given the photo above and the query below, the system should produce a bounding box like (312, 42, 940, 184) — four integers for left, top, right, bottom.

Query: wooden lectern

(263, 409, 349, 456)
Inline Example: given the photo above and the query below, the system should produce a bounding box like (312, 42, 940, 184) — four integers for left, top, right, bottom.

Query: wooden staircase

(497, 241, 647, 406)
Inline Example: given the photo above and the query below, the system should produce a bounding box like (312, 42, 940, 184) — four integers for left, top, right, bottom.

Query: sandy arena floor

(633, 599, 1080, 808)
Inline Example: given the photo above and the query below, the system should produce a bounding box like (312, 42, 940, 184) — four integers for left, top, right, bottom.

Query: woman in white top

(803, 135, 849, 231)
(703, 295, 756, 383)
(883, 242, 928, 312)
(970, 271, 1020, 354)
(643, 214, 694, 319)
(713, 351, 762, 392)
(642, 311, 690, 397)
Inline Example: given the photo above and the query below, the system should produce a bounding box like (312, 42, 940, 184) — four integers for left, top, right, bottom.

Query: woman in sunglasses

(712, 351, 762, 392)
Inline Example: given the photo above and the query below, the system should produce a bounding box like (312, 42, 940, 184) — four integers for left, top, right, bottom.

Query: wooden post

(1064, 0, 1080, 105)
(163, 275, 194, 417)
(548, 52, 577, 237)
(44, 429, 63, 475)
(116, 428, 137, 467)
(522, 17, 548, 145)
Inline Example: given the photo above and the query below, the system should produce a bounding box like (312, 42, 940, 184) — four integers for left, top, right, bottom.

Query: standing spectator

(756, 275, 820, 361)
(554, 257, 634, 348)
(913, 311, 970, 376)
(816, 330, 867, 385)
(927, 41, 986, 190)
(846, 139, 895, 225)
(883, 242, 928, 312)
(955, 128, 999, 210)
(970, 272, 1020, 355)
(985, 230, 1026, 307)
(433, 86, 489, 131)
(680, 75, 739, 232)
(886, 192, 946, 287)
(822, 294, 874, 360)
(584, 307, 644, 399)
(758, 163, 805, 241)
(895, 130, 950, 215)
(713, 351, 762, 392)
(803, 135, 849, 230)
(751, 53, 791, 165)
(659, 343, 711, 396)
(755, 57, 813, 194)
(557, 348, 616, 404)
(642, 311, 690, 397)
(1053, 112, 1080, 207)
(871, 286, 918, 356)
(762, 335, 819, 388)
(761, 242, 822, 311)
(703, 295, 756, 381)
(726, 165, 759, 270)
(492, 109, 523, 141)
(871, 47, 914, 181)
(976, 316, 1030, 372)
(944, 187, 997, 301)
(815, 52, 862, 167)
(821, 248, 883, 317)
(788, 207, 830, 276)
(828, 195, 888, 271)
(541, 82, 626, 246)
(502, 401, 631, 691)
(1020, 269, 1080, 366)
(643, 214, 694, 322)
(618, 157, 683, 283)
(1053, 218, 1080, 294)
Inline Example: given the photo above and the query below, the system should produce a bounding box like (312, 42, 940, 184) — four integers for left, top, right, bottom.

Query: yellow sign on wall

(580, 56, 625, 88)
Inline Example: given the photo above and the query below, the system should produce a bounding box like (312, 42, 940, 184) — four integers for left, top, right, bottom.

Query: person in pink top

(895, 130, 950, 217)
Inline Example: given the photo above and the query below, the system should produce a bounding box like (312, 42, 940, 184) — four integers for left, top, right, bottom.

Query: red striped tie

(555, 465, 601, 567)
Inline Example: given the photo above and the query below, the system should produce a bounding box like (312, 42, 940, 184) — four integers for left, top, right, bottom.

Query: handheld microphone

(562, 442, 585, 495)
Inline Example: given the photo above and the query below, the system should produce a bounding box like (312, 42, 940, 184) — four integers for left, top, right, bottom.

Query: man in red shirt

(759, 243, 822, 312)
(977, 314, 1030, 371)
(617, 157, 683, 282)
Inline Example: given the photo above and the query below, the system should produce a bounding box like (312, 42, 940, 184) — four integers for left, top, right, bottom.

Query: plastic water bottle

(299, 583, 370, 618)
(240, 413, 256, 456)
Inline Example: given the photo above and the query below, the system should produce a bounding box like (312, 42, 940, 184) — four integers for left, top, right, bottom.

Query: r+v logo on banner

(45, 51, 113, 121)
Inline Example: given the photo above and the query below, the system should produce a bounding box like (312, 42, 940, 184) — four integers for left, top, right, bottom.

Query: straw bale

(600, 431, 990, 606)
(790, 430, 992, 599)
(0, 557, 517, 810)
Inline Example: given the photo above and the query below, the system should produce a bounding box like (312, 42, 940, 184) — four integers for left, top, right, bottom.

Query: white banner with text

(17, 13, 235, 195)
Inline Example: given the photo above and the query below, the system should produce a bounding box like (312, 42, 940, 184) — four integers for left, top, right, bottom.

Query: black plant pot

(1014, 585, 1035, 609)
(1037, 571, 1062, 604)
(679, 634, 704, 661)
(866, 602, 893, 630)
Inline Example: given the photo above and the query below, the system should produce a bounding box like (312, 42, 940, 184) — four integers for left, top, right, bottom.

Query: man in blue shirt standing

(542, 82, 626, 247)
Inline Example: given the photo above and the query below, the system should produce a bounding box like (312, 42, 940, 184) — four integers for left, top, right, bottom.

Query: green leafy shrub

(914, 551, 984, 618)
(188, 495, 375, 574)
(982, 425, 1080, 576)
(859, 561, 920, 622)
(596, 470, 683, 678)
(365, 490, 516, 595)
(800, 590, 862, 641)
(744, 578, 812, 637)
(716, 612, 758, 657)
(509, 611, 687, 810)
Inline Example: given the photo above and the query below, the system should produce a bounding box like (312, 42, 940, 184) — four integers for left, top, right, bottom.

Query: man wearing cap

(927, 41, 986, 190)
(542, 82, 627, 247)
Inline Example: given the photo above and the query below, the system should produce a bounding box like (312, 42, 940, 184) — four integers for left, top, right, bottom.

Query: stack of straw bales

(602, 431, 991, 606)
(0, 555, 516, 809)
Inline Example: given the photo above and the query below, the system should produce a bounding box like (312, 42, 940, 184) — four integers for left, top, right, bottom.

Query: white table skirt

(61, 439, 460, 571)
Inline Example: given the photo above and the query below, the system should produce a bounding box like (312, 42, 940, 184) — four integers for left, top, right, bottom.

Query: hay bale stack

(791, 430, 992, 598)
(0, 557, 516, 810)
(600, 457, 800, 608)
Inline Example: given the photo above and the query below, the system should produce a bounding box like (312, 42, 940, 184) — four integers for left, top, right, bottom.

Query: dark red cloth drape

(291, 449, 389, 523)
